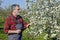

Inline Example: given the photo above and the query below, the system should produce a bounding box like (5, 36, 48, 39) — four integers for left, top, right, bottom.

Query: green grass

(0, 29, 8, 40)
(0, 34, 8, 40)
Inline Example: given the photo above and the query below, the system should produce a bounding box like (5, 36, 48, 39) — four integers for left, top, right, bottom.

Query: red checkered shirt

(4, 13, 28, 33)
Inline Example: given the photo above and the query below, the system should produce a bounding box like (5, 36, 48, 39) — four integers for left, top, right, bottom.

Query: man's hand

(8, 29, 21, 34)
(16, 29, 21, 34)
(26, 22, 33, 28)
(29, 22, 33, 25)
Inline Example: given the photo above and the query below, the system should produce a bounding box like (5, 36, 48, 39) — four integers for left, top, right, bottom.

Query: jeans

(8, 33, 22, 40)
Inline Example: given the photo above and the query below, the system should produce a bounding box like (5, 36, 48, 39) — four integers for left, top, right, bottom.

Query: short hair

(11, 4, 20, 10)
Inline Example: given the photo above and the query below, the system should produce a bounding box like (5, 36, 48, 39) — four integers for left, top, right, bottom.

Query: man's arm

(4, 17, 21, 34)
(22, 18, 33, 29)
(26, 22, 33, 28)
(8, 29, 21, 34)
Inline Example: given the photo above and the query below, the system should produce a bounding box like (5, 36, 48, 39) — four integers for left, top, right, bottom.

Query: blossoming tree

(24, 0, 60, 40)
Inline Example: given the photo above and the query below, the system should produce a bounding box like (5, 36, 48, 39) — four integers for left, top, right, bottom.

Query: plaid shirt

(4, 13, 28, 33)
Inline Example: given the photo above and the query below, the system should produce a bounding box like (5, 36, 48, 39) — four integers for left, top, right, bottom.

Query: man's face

(13, 6, 20, 15)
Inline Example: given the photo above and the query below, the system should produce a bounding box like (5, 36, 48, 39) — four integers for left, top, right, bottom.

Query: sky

(0, 0, 26, 9)
(1, 0, 60, 9)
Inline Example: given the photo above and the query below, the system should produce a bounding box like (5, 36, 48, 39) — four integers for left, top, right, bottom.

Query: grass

(0, 29, 8, 40)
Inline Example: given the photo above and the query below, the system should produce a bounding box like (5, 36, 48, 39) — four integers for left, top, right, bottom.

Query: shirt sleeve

(4, 17, 10, 34)
(22, 18, 28, 28)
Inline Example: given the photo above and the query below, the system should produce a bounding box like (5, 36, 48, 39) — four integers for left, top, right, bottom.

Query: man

(4, 4, 32, 40)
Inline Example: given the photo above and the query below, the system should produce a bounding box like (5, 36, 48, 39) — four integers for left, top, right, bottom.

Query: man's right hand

(16, 29, 21, 34)
(8, 29, 21, 34)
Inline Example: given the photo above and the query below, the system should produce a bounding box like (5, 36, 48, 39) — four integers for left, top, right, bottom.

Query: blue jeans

(8, 33, 22, 40)
(8, 23, 23, 40)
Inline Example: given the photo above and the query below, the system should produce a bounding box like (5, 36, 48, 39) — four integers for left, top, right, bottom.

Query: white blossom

(51, 34, 57, 38)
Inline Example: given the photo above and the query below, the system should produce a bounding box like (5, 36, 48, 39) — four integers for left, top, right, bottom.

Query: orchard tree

(24, 0, 60, 40)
